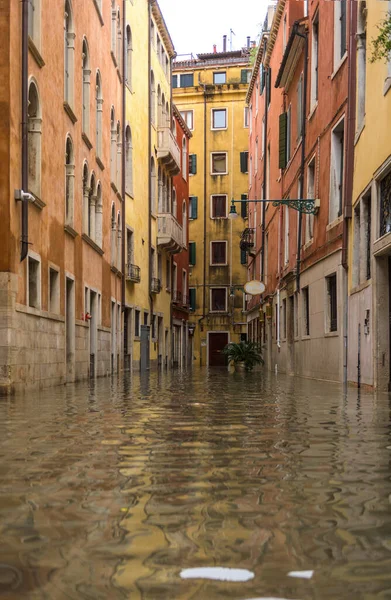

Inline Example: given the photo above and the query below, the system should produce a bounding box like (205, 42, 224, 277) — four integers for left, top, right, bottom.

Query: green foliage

(370, 12, 391, 63)
(222, 341, 264, 372)
(249, 46, 258, 67)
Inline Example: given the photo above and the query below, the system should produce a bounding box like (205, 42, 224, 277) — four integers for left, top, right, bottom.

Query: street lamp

(228, 197, 319, 219)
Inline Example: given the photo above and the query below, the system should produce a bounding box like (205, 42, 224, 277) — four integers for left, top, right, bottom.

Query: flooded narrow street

(1, 370, 391, 599)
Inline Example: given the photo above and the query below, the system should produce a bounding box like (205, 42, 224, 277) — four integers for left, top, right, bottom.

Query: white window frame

(210, 287, 228, 313)
(211, 107, 227, 130)
(210, 240, 228, 266)
(333, 1, 347, 72)
(329, 116, 345, 224)
(211, 152, 228, 175)
(210, 194, 228, 219)
(310, 11, 319, 111)
(180, 109, 194, 130)
(244, 106, 249, 128)
(213, 71, 226, 84)
(305, 154, 316, 244)
(27, 251, 42, 310)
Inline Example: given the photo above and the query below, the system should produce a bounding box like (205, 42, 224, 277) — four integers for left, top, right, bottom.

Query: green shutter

(241, 248, 247, 264)
(241, 193, 248, 218)
(189, 154, 197, 175)
(189, 242, 196, 266)
(261, 65, 265, 92)
(190, 196, 198, 219)
(240, 151, 248, 173)
(279, 112, 287, 169)
(189, 288, 196, 312)
(241, 69, 249, 84)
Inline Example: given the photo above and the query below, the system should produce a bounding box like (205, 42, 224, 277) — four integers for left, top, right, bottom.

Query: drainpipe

(21, 0, 29, 262)
(121, 0, 126, 314)
(261, 45, 268, 282)
(295, 28, 309, 294)
(342, 0, 357, 385)
(198, 76, 207, 339)
(148, 1, 153, 329)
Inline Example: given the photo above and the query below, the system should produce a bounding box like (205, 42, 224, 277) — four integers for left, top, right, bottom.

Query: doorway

(65, 277, 75, 382)
(208, 332, 228, 366)
(89, 290, 97, 379)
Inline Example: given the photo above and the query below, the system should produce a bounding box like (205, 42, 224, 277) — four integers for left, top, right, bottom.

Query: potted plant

(222, 341, 264, 372)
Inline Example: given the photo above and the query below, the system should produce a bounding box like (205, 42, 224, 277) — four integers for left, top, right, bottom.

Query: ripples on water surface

(1, 369, 391, 599)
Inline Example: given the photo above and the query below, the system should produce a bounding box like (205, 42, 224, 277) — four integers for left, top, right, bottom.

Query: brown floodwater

(1, 369, 391, 599)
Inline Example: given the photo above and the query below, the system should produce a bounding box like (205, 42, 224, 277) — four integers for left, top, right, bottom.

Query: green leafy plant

(249, 45, 258, 67)
(370, 12, 391, 63)
(222, 341, 264, 372)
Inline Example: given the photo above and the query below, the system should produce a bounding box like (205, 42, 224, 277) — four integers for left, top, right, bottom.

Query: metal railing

(151, 277, 161, 294)
(126, 263, 141, 283)
(172, 290, 182, 304)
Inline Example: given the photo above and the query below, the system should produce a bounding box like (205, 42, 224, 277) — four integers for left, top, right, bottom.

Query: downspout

(121, 0, 126, 312)
(21, 0, 29, 262)
(198, 77, 207, 336)
(261, 46, 268, 282)
(148, 1, 153, 329)
(295, 28, 308, 293)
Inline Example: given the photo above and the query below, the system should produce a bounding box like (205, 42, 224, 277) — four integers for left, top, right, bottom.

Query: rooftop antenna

(230, 28, 236, 51)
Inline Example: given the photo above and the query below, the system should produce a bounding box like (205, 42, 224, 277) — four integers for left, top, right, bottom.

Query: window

(211, 241, 227, 265)
(211, 195, 227, 219)
(126, 229, 134, 268)
(241, 194, 248, 218)
(180, 110, 193, 130)
(65, 136, 74, 227)
(189, 288, 196, 312)
(211, 152, 227, 175)
(150, 70, 156, 124)
(353, 192, 372, 286)
(213, 72, 226, 84)
(306, 157, 315, 243)
(125, 126, 133, 196)
(64, 0, 74, 107)
(95, 72, 103, 159)
(189, 154, 197, 175)
(311, 13, 319, 108)
(111, 1, 117, 58)
(150, 157, 156, 213)
(244, 106, 249, 128)
(189, 196, 198, 219)
(116, 9, 122, 71)
(172, 74, 178, 88)
(111, 203, 116, 266)
(135, 309, 140, 337)
(334, 0, 347, 69)
(255, 138, 258, 174)
(211, 288, 227, 312)
(82, 39, 90, 137)
(116, 121, 122, 190)
(126, 25, 133, 89)
(182, 138, 188, 180)
(294, 292, 299, 337)
(282, 298, 287, 339)
(279, 112, 288, 169)
(143, 312, 148, 326)
(189, 242, 196, 266)
(166, 258, 171, 290)
(241, 247, 247, 265)
(241, 69, 251, 83)
(297, 74, 303, 140)
(179, 73, 194, 88)
(182, 270, 187, 301)
(266, 68, 272, 107)
(49, 268, 60, 314)
(110, 108, 116, 183)
(326, 274, 338, 332)
(356, 2, 367, 131)
(28, 255, 41, 309)
(262, 117, 265, 156)
(95, 184, 103, 248)
(212, 108, 227, 129)
(284, 205, 289, 264)
(28, 0, 41, 49)
(240, 151, 248, 174)
(302, 286, 310, 336)
(182, 202, 187, 246)
(329, 118, 345, 223)
(28, 80, 42, 199)
(283, 14, 287, 51)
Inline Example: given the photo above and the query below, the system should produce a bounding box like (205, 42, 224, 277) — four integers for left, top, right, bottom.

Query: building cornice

(150, 0, 176, 59)
(246, 33, 268, 105)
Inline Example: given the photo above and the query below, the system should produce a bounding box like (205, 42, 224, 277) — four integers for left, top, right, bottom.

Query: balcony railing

(157, 213, 184, 254)
(182, 294, 189, 308)
(151, 277, 161, 294)
(172, 290, 182, 304)
(240, 228, 256, 255)
(126, 263, 141, 283)
(157, 127, 181, 175)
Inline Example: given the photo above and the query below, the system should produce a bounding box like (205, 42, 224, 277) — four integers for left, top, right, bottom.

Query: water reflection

(1, 370, 391, 599)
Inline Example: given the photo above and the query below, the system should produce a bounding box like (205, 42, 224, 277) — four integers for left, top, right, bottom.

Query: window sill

(28, 36, 45, 68)
(116, 191, 122, 202)
(111, 51, 118, 69)
(301, 335, 311, 340)
(326, 214, 343, 232)
(384, 77, 391, 96)
(117, 68, 123, 84)
(16, 303, 65, 322)
(308, 102, 318, 121)
(303, 239, 313, 251)
(325, 330, 338, 338)
(350, 279, 371, 296)
(111, 181, 118, 194)
(96, 157, 105, 171)
(64, 224, 78, 238)
(211, 172, 228, 176)
(331, 52, 348, 80)
(211, 216, 228, 220)
(210, 311, 229, 315)
(82, 132, 93, 150)
(92, 0, 104, 25)
(64, 102, 77, 124)
(354, 120, 365, 145)
(82, 233, 104, 255)
(125, 189, 134, 199)
(210, 264, 228, 267)
(29, 192, 46, 210)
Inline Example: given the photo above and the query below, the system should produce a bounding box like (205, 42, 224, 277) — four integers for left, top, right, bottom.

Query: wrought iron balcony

(240, 228, 256, 255)
(172, 290, 182, 304)
(126, 263, 141, 283)
(157, 127, 181, 175)
(151, 277, 161, 294)
(182, 294, 189, 308)
(157, 213, 184, 254)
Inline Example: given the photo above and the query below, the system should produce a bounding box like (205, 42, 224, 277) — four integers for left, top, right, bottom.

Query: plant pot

(234, 361, 247, 372)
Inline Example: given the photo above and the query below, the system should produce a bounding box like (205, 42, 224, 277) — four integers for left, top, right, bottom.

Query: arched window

(151, 158, 156, 213)
(163, 172, 167, 212)
(88, 172, 96, 239)
(95, 183, 103, 248)
(150, 71, 156, 124)
(182, 137, 187, 181)
(172, 187, 177, 219)
(165, 101, 170, 127)
(65, 135, 74, 226)
(117, 9, 122, 72)
(172, 116, 176, 135)
(111, 203, 116, 266)
(125, 126, 133, 196)
(64, 0, 75, 108)
(110, 107, 116, 184)
(182, 201, 187, 247)
(116, 121, 122, 190)
(158, 166, 163, 213)
(117, 212, 122, 270)
(161, 93, 166, 127)
(28, 80, 42, 198)
(82, 38, 91, 136)
(126, 25, 132, 90)
(95, 71, 103, 159)
(157, 85, 162, 126)
(82, 162, 89, 234)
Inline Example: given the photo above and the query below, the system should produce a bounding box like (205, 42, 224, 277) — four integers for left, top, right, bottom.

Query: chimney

(213, 44, 217, 53)
(223, 35, 227, 52)
(247, 36, 250, 49)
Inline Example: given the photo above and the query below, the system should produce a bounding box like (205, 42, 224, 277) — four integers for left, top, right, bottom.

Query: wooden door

(208, 333, 228, 367)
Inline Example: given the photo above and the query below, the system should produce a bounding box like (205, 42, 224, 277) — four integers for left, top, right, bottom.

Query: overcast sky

(158, 0, 270, 57)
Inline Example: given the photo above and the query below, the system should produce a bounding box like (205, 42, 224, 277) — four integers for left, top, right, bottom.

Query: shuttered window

(279, 112, 287, 170)
(189, 288, 196, 312)
(240, 151, 248, 173)
(241, 194, 248, 218)
(240, 248, 247, 264)
(211, 241, 227, 265)
(297, 75, 303, 140)
(189, 242, 196, 266)
(180, 73, 194, 87)
(189, 154, 197, 174)
(211, 195, 227, 218)
(241, 69, 251, 83)
(189, 196, 198, 219)
(266, 68, 271, 106)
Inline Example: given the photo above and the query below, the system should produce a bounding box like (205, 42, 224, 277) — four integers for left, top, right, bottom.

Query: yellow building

(348, 0, 391, 390)
(124, 0, 183, 370)
(173, 46, 251, 366)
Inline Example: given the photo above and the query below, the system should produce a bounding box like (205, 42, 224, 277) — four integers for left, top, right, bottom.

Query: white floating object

(288, 570, 314, 579)
(180, 567, 254, 582)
